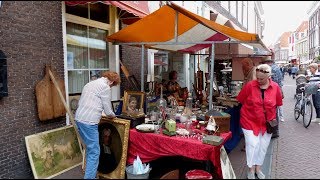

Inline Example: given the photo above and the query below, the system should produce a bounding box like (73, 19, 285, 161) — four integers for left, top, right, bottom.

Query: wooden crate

(205, 114, 230, 133)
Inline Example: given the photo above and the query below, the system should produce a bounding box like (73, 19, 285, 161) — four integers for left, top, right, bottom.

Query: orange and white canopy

(107, 3, 271, 55)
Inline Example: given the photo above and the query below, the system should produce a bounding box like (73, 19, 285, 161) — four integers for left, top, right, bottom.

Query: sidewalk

(228, 136, 276, 179)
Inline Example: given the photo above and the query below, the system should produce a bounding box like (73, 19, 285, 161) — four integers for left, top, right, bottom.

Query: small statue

(206, 116, 217, 134)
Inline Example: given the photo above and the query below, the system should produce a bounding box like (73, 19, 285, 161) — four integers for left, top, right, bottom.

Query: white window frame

(61, 2, 120, 124)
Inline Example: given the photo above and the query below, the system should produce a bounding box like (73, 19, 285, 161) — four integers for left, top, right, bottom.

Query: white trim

(184, 53, 190, 91)
(62, 2, 70, 125)
(109, 6, 120, 100)
(148, 49, 158, 82)
(66, 14, 112, 30)
(63, 3, 119, 102)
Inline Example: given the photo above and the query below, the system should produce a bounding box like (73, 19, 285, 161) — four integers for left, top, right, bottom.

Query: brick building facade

(0, 2, 66, 178)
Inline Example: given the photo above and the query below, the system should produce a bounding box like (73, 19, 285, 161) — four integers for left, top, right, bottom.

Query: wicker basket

(205, 110, 231, 133)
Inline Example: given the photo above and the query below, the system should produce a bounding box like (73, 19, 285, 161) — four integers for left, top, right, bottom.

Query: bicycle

(294, 85, 313, 128)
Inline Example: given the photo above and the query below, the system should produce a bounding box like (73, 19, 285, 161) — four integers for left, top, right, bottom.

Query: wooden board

(35, 65, 54, 120)
(35, 65, 66, 121)
(50, 69, 66, 118)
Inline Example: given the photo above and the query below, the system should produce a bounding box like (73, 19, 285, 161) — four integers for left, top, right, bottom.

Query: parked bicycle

(294, 75, 313, 128)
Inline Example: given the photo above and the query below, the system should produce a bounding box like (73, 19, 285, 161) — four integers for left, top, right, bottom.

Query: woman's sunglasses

(256, 68, 270, 74)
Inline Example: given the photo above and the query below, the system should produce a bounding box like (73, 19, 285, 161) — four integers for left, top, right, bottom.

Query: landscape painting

(25, 125, 83, 179)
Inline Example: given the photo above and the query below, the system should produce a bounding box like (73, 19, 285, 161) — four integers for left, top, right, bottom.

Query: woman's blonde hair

(102, 71, 121, 86)
(256, 64, 272, 77)
(308, 63, 319, 70)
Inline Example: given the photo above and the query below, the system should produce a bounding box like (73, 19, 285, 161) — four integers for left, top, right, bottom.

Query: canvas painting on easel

(25, 125, 83, 179)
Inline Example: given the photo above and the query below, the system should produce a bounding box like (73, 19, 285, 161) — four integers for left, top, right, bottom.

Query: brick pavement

(270, 74, 320, 179)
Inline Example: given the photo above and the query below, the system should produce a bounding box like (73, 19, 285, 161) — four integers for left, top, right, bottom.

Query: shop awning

(210, 12, 237, 30)
(107, 3, 271, 55)
(65, 1, 150, 24)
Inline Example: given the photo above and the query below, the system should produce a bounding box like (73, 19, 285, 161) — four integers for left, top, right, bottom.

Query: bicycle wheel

(294, 101, 300, 120)
(303, 100, 313, 128)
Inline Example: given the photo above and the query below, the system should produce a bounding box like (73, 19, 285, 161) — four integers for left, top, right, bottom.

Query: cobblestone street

(271, 74, 320, 179)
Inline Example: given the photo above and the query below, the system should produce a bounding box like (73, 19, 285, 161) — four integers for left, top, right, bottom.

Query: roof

(296, 21, 308, 33)
(278, 32, 291, 47)
(106, 3, 271, 55)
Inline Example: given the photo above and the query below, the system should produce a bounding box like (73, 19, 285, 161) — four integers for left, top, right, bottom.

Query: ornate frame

(122, 90, 145, 116)
(97, 117, 130, 179)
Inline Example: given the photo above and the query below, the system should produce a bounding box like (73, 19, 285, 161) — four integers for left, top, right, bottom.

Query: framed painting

(122, 91, 145, 117)
(97, 117, 131, 179)
(111, 100, 121, 113)
(220, 146, 236, 179)
(25, 125, 83, 179)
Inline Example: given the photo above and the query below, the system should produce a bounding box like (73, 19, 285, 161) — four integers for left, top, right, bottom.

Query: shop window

(66, 2, 111, 94)
(66, 3, 109, 24)
(90, 3, 110, 24)
(66, 22, 109, 94)
(66, 4, 88, 19)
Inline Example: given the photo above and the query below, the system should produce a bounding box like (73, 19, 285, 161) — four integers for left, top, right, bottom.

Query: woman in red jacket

(237, 64, 283, 179)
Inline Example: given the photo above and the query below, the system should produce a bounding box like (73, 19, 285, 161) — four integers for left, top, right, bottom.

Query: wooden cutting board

(35, 65, 66, 121)
(50, 68, 66, 118)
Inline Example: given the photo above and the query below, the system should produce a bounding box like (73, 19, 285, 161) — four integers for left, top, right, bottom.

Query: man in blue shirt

(262, 56, 284, 138)
(291, 65, 298, 79)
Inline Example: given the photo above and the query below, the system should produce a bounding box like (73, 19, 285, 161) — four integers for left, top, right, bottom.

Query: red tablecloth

(127, 128, 232, 178)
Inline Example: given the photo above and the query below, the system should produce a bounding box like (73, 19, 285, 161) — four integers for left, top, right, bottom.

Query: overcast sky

(262, 1, 313, 47)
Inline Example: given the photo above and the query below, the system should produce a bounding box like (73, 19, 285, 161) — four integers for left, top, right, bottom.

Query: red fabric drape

(127, 128, 232, 178)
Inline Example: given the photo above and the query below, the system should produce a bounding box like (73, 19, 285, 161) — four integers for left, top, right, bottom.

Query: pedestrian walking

(237, 64, 283, 179)
(306, 63, 320, 123)
(288, 66, 292, 77)
(296, 65, 308, 76)
(241, 57, 257, 85)
(291, 65, 298, 79)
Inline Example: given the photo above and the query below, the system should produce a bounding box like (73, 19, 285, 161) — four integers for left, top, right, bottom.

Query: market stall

(105, 2, 271, 178)
(107, 2, 271, 110)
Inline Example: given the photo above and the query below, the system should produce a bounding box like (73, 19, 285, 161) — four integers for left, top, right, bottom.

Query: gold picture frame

(25, 125, 83, 179)
(122, 90, 145, 117)
(97, 117, 131, 179)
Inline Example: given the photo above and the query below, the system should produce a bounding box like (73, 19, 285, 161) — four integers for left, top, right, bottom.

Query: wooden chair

(160, 169, 180, 179)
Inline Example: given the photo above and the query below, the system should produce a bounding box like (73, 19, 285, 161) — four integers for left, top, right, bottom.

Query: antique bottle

(157, 85, 167, 109)
(183, 92, 193, 116)
(156, 85, 167, 121)
(146, 85, 156, 116)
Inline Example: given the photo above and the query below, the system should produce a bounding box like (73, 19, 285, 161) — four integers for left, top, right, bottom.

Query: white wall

(247, 1, 256, 34)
